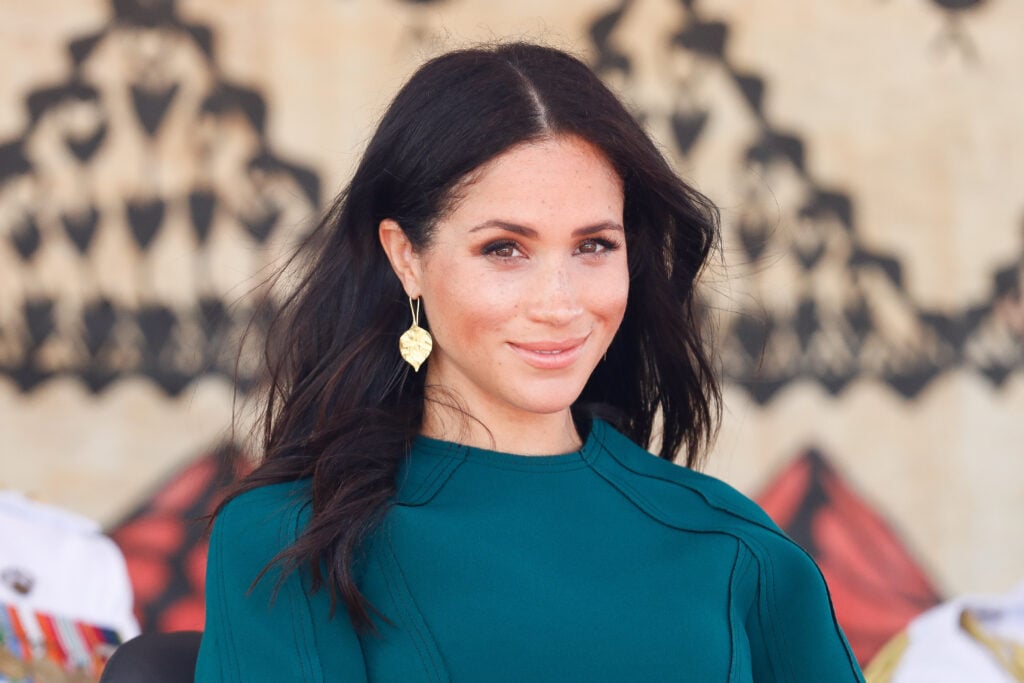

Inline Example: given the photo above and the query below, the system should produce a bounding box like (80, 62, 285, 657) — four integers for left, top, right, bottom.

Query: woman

(196, 43, 864, 681)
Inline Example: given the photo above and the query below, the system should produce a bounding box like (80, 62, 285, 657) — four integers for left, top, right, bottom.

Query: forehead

(443, 135, 624, 228)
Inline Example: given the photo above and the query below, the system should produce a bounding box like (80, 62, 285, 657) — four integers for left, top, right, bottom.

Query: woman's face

(385, 134, 629, 427)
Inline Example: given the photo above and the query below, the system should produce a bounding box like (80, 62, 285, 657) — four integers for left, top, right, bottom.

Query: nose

(526, 258, 583, 326)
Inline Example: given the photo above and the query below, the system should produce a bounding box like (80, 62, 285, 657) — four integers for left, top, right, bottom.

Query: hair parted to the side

(218, 42, 721, 633)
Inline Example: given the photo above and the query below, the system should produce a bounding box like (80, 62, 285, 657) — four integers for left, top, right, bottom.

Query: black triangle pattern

(588, 2, 1022, 403)
(130, 83, 180, 138)
(0, 0, 321, 396)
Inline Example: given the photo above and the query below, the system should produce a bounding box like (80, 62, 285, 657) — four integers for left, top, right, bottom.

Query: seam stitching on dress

(386, 531, 448, 682)
(726, 539, 740, 682)
(743, 534, 789, 682)
(407, 457, 452, 502)
(378, 536, 431, 677)
(379, 528, 443, 682)
(596, 429, 785, 533)
(592, 438, 795, 680)
(402, 451, 467, 506)
(282, 505, 314, 683)
(598, 427, 859, 671)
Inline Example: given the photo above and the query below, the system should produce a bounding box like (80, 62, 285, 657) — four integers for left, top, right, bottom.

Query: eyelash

(481, 238, 622, 260)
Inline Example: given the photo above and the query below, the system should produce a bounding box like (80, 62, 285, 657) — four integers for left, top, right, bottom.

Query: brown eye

(482, 240, 521, 259)
(576, 238, 619, 255)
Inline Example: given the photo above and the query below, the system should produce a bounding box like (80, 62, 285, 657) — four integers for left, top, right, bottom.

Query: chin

(509, 378, 590, 416)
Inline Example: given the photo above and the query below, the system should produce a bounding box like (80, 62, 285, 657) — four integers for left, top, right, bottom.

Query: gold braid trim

(960, 609, 1024, 682)
(864, 630, 910, 683)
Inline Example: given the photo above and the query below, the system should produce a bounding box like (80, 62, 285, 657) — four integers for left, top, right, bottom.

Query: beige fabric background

(1, 0, 1021, 599)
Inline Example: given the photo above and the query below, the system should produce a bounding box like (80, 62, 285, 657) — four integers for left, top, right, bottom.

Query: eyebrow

(468, 219, 624, 238)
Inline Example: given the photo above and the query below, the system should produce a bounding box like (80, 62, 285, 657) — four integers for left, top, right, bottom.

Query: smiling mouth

(508, 337, 589, 369)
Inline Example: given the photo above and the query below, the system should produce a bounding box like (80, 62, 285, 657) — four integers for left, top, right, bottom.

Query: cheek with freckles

(419, 253, 520, 367)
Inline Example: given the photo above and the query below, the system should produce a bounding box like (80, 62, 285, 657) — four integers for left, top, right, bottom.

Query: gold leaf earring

(399, 296, 432, 372)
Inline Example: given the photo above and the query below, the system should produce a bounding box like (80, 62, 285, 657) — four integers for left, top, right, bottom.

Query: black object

(100, 631, 203, 683)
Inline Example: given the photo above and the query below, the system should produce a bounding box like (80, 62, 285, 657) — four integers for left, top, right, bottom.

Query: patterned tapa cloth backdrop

(2, 0, 1022, 667)
(0, 0, 320, 392)
(588, 1, 1023, 400)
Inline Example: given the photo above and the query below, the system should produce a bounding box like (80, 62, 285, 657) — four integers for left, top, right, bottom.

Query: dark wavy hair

(221, 42, 721, 633)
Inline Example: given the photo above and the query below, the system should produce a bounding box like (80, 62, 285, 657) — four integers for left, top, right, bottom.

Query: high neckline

(409, 418, 608, 473)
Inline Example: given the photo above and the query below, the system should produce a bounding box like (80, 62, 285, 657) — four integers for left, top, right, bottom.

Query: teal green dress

(195, 419, 864, 682)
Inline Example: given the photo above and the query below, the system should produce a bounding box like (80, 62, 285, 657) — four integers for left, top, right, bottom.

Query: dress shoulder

(208, 480, 315, 584)
(591, 419, 832, 602)
(218, 480, 314, 535)
(590, 421, 864, 681)
(591, 420, 785, 540)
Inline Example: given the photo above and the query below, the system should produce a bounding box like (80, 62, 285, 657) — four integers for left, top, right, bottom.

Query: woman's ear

(378, 219, 422, 297)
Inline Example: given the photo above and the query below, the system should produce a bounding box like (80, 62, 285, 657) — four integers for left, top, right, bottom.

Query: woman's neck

(419, 401, 583, 456)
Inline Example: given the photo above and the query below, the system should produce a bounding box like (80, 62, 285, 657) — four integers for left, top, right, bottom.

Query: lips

(508, 336, 588, 370)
